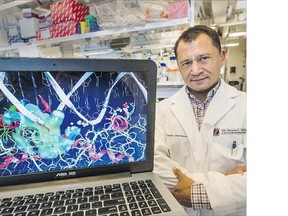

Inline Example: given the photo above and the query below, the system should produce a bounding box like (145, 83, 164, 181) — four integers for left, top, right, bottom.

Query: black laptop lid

(0, 58, 157, 186)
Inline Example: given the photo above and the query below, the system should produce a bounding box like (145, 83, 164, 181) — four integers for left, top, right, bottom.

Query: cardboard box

(7, 25, 22, 44)
(50, 0, 90, 24)
(19, 17, 40, 39)
(22, 8, 40, 18)
(39, 11, 53, 29)
(36, 28, 52, 41)
(50, 20, 78, 38)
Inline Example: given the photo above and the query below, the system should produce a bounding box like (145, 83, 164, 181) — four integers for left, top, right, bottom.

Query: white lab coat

(153, 79, 246, 216)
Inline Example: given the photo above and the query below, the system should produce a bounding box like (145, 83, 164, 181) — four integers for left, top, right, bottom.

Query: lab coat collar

(168, 86, 197, 135)
(202, 79, 239, 128)
(167, 79, 240, 127)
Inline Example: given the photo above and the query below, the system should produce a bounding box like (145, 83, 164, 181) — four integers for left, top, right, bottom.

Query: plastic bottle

(167, 56, 180, 84)
(158, 62, 168, 84)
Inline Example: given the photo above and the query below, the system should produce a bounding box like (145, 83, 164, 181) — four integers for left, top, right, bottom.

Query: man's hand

(170, 167, 195, 207)
(225, 165, 246, 175)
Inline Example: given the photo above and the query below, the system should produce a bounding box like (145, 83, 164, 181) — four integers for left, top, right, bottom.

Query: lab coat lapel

(169, 88, 201, 164)
(200, 81, 239, 170)
(203, 80, 238, 127)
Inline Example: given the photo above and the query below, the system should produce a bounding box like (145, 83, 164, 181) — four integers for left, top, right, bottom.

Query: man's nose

(190, 62, 202, 75)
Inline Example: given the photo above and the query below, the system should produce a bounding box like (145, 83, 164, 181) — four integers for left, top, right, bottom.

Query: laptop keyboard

(0, 179, 172, 216)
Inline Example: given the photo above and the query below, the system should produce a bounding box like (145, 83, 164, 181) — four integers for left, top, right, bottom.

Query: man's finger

(172, 167, 186, 181)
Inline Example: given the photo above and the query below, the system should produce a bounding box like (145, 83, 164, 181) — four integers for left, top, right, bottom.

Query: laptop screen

(0, 58, 157, 186)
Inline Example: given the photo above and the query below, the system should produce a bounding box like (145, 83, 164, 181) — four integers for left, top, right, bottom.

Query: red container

(168, 1, 189, 19)
(50, 20, 78, 38)
(50, 0, 90, 24)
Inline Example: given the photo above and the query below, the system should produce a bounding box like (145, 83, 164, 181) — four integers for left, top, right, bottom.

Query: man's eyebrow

(197, 53, 212, 58)
(179, 59, 191, 65)
(179, 53, 212, 64)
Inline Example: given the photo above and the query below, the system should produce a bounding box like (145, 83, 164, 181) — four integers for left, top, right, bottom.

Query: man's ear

(220, 50, 227, 65)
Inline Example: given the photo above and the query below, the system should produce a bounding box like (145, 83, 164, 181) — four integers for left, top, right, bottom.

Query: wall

(224, 38, 247, 91)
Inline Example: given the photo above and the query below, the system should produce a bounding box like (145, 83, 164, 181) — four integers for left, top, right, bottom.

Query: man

(153, 25, 246, 216)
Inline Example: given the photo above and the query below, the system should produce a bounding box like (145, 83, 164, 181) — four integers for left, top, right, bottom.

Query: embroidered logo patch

(213, 128, 220, 136)
(213, 128, 246, 136)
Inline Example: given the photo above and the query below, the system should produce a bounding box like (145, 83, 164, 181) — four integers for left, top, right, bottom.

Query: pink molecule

(111, 115, 128, 131)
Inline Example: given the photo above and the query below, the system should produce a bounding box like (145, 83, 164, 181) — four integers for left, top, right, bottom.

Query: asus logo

(55, 171, 76, 178)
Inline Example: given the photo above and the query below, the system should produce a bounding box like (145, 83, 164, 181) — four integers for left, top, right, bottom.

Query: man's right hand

(225, 165, 246, 175)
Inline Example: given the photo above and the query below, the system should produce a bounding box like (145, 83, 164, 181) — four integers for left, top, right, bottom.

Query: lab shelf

(0, 0, 194, 56)
(0, 0, 33, 11)
(0, 17, 192, 53)
(0, 0, 34, 16)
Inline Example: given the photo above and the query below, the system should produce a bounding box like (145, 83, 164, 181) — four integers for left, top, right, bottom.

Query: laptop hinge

(95, 172, 132, 181)
(0, 172, 133, 193)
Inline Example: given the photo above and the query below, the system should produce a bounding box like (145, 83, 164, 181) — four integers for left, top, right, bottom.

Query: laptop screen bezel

(0, 57, 157, 187)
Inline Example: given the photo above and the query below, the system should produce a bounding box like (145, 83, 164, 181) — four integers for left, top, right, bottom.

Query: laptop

(0, 58, 187, 216)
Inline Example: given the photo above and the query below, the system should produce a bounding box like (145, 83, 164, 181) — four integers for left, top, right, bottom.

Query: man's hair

(174, 25, 222, 58)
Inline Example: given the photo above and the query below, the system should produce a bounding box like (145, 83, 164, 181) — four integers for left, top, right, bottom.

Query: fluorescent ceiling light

(222, 43, 239, 47)
(163, 44, 174, 48)
(84, 49, 113, 56)
(229, 31, 246, 37)
(74, 49, 113, 57)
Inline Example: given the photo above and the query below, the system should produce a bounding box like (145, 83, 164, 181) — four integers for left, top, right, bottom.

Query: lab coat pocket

(210, 141, 246, 172)
(213, 141, 245, 160)
(212, 133, 245, 160)
(230, 143, 245, 160)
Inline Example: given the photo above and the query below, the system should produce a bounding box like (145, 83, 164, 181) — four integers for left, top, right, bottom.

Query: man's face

(176, 34, 226, 92)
